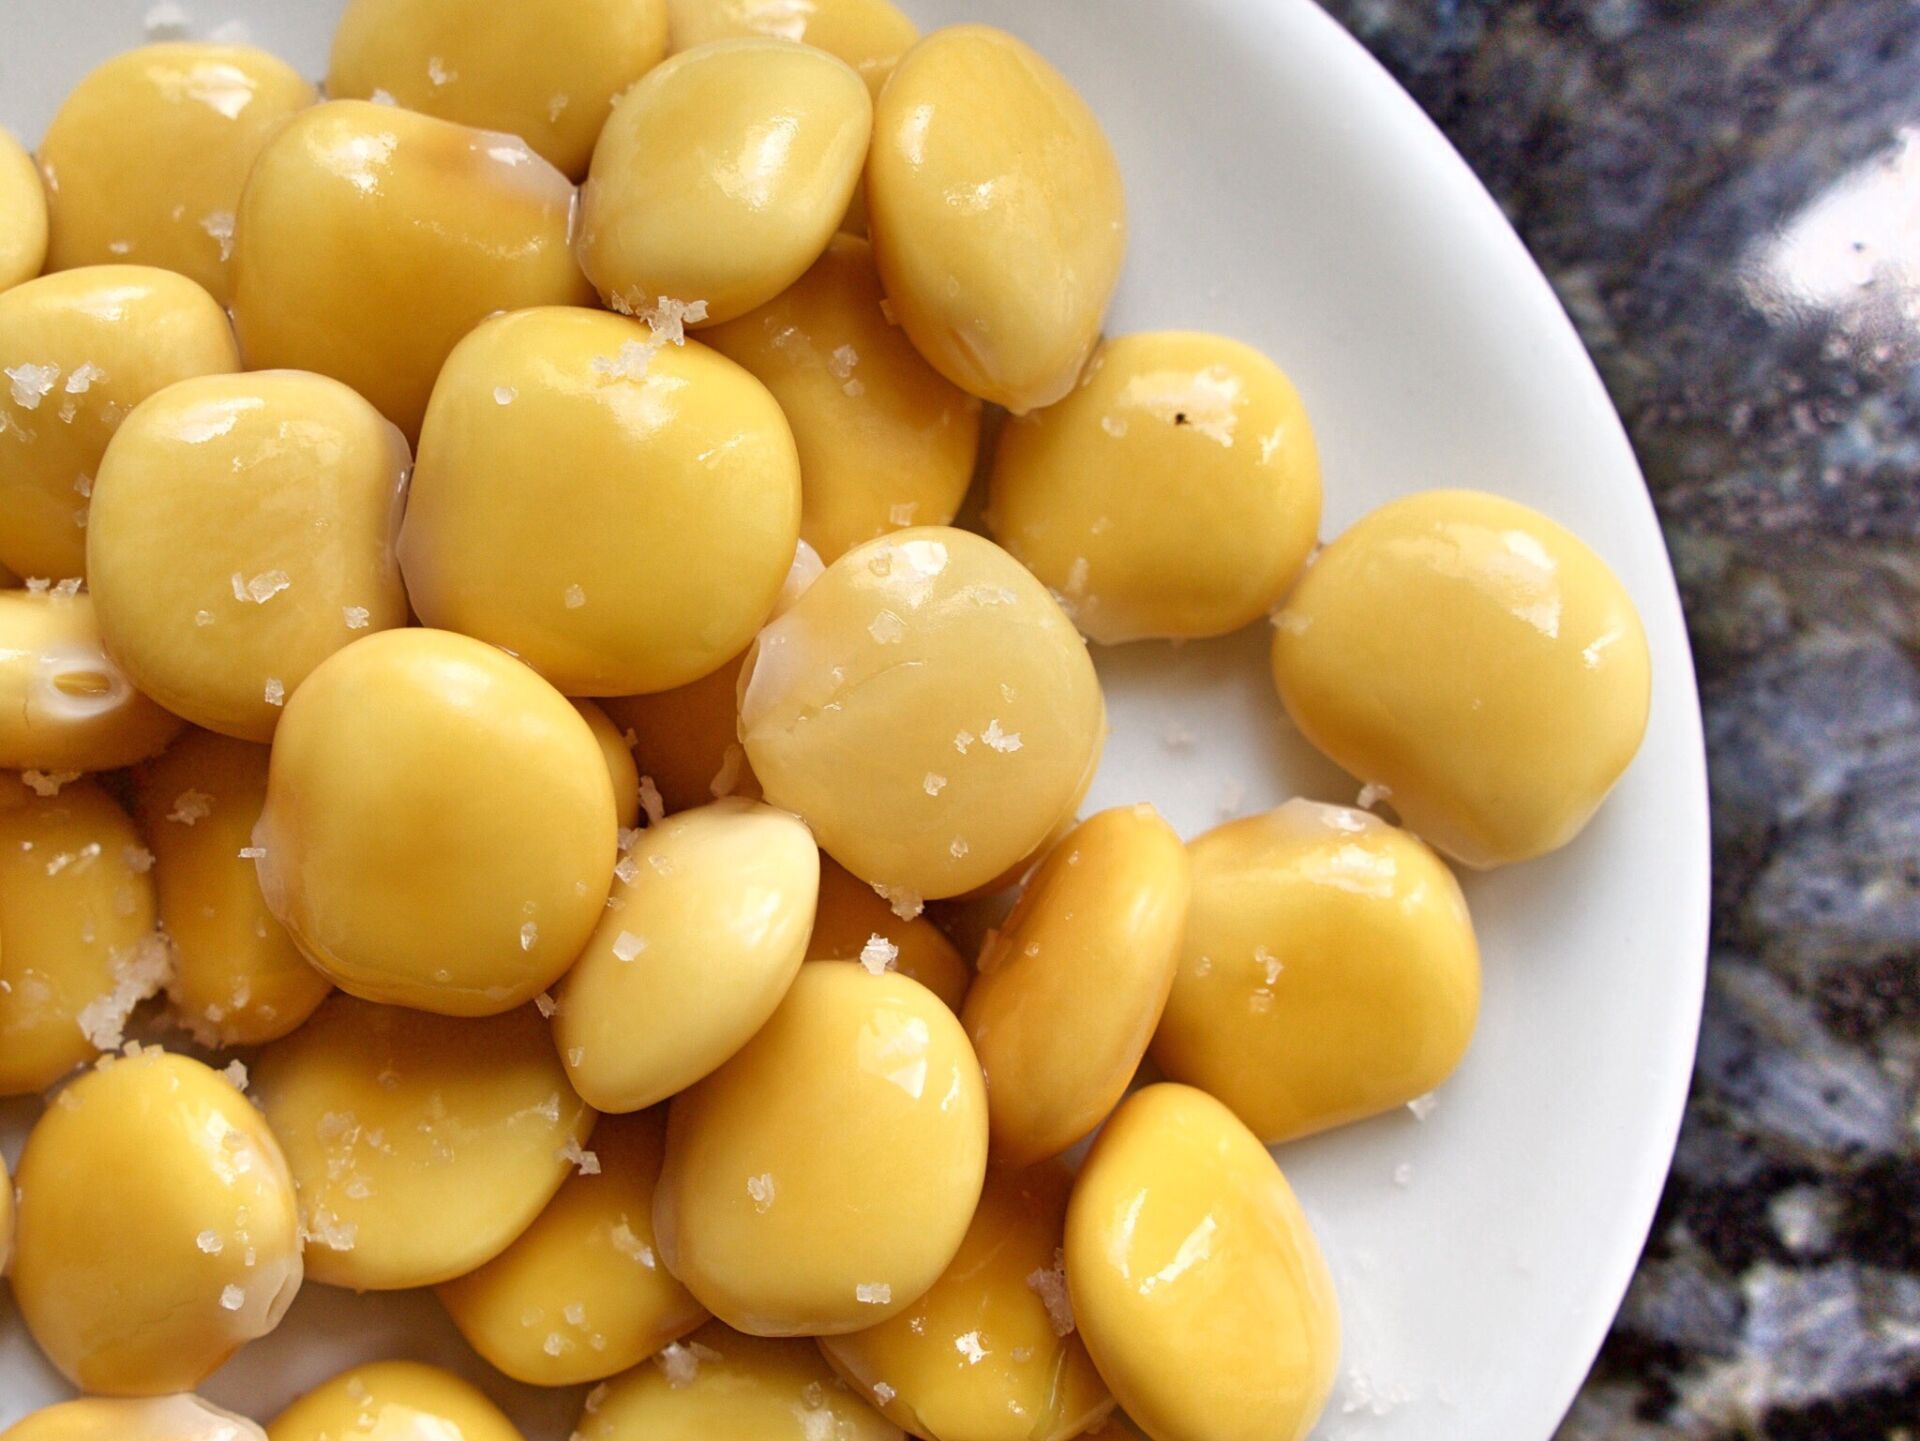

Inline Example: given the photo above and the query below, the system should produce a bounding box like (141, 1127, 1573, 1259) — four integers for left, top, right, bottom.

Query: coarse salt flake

(855, 1282, 891, 1305)
(535, 990, 558, 1017)
(981, 719, 1022, 752)
(494, 385, 517, 405)
(244, 570, 292, 603)
(427, 55, 455, 85)
(564, 584, 586, 609)
(343, 605, 370, 629)
(747, 1172, 776, 1211)
(219, 1285, 245, 1311)
(1357, 781, 1393, 810)
(224, 1059, 249, 1091)
(867, 609, 905, 644)
(923, 772, 947, 796)
(63, 362, 106, 394)
(558, 1137, 600, 1175)
(1407, 1092, 1439, 1121)
(955, 1331, 987, 1363)
(642, 297, 708, 345)
(22, 770, 80, 797)
(858, 933, 898, 976)
(200, 211, 235, 261)
(612, 931, 647, 962)
(520, 922, 539, 951)
(196, 1230, 224, 1254)
(263, 677, 285, 706)
(871, 882, 923, 921)
(237, 845, 266, 860)
(638, 776, 665, 826)
(168, 790, 213, 825)
(1026, 1250, 1075, 1336)
(6, 362, 60, 410)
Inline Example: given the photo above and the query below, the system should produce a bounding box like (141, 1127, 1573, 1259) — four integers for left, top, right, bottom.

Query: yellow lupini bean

(557, 799, 818, 1112)
(0, 775, 160, 1095)
(0, 1395, 268, 1441)
(0, 591, 184, 773)
(867, 26, 1126, 414)
(990, 332, 1322, 643)
(0, 128, 48, 293)
(230, 101, 594, 440)
(252, 993, 595, 1291)
(964, 805, 1189, 1166)
(13, 1049, 303, 1395)
(437, 1109, 707, 1385)
(1066, 1084, 1340, 1441)
(88, 371, 411, 742)
(665, 0, 917, 97)
(0, 1148, 12, 1275)
(129, 729, 331, 1048)
(740, 527, 1105, 900)
(575, 1321, 902, 1441)
(0, 265, 240, 579)
(819, 1162, 1113, 1441)
(805, 857, 970, 1012)
(702, 235, 982, 563)
(267, 1362, 522, 1441)
(575, 699, 644, 830)
(399, 308, 801, 697)
(327, 0, 668, 177)
(1271, 489, 1652, 868)
(37, 45, 316, 304)
(656, 964, 988, 1335)
(576, 38, 872, 325)
(253, 628, 615, 1017)
(1152, 800, 1479, 1144)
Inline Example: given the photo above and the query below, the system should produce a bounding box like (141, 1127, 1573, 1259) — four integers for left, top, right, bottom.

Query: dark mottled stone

(1316, 0, 1920, 1432)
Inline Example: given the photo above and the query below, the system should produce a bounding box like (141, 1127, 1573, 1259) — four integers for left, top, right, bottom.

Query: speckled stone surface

(1314, 0, 1920, 1434)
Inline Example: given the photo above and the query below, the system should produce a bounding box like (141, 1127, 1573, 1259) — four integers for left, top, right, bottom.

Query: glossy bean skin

(804, 857, 970, 1012)
(438, 1110, 708, 1386)
(251, 994, 596, 1291)
(989, 332, 1321, 643)
(655, 965, 988, 1336)
(253, 629, 615, 1017)
(665, 0, 917, 97)
(0, 591, 184, 774)
(574, 1321, 902, 1441)
(0, 775, 160, 1095)
(88, 370, 411, 741)
(0, 128, 48, 293)
(266, 1362, 523, 1441)
(866, 26, 1126, 414)
(0, 1395, 267, 1441)
(328, 0, 669, 177)
(400, 308, 800, 697)
(740, 527, 1105, 900)
(12, 1050, 303, 1395)
(1151, 800, 1479, 1144)
(230, 101, 594, 439)
(818, 1162, 1113, 1441)
(0, 265, 240, 579)
(129, 729, 332, 1048)
(1270, 489, 1652, 868)
(702, 235, 980, 563)
(963, 805, 1189, 1165)
(556, 799, 819, 1113)
(37, 45, 316, 302)
(1065, 1085, 1340, 1441)
(576, 39, 871, 325)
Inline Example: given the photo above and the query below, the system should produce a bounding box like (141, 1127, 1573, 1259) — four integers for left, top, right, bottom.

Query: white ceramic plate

(0, 1, 1710, 1437)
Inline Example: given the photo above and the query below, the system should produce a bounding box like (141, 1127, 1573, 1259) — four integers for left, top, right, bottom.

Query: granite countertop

(1314, 0, 1920, 1433)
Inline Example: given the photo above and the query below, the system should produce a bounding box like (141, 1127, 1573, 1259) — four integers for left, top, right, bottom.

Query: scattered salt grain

(613, 930, 649, 964)
(520, 922, 539, 951)
(858, 933, 898, 976)
(564, 584, 586, 609)
(954, 1331, 987, 1364)
(168, 790, 214, 825)
(1026, 1250, 1075, 1336)
(709, 744, 746, 798)
(609, 1221, 654, 1267)
(871, 882, 923, 921)
(200, 211, 235, 261)
(341, 605, 371, 630)
(493, 385, 517, 405)
(369, 88, 398, 106)
(655, 1340, 721, 1387)
(241, 570, 291, 603)
(1357, 781, 1393, 810)
(563, 1301, 587, 1326)
(638, 776, 665, 826)
(614, 854, 641, 885)
(1407, 1092, 1439, 1122)
(51, 577, 82, 599)
(878, 298, 898, 325)
(195, 609, 215, 626)
(981, 719, 1022, 752)
(22, 770, 80, 797)
(827, 344, 859, 379)
(949, 837, 969, 859)
(923, 772, 946, 796)
(219, 1285, 245, 1312)
(855, 1282, 892, 1305)
(535, 990, 558, 1017)
(873, 1382, 896, 1405)
(75, 933, 174, 1050)
(1254, 946, 1283, 985)
(63, 362, 105, 394)
(72, 474, 92, 497)
(953, 729, 975, 754)
(237, 846, 266, 860)
(641, 297, 708, 346)
(6, 362, 60, 410)
(747, 1173, 776, 1211)
(867, 609, 905, 644)
(196, 1230, 224, 1254)
(426, 55, 455, 86)
(558, 1137, 600, 1175)
(24, 577, 51, 593)
(223, 1060, 249, 1091)
(123, 844, 155, 873)
(547, 93, 571, 123)
(591, 340, 655, 382)
(542, 1333, 569, 1357)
